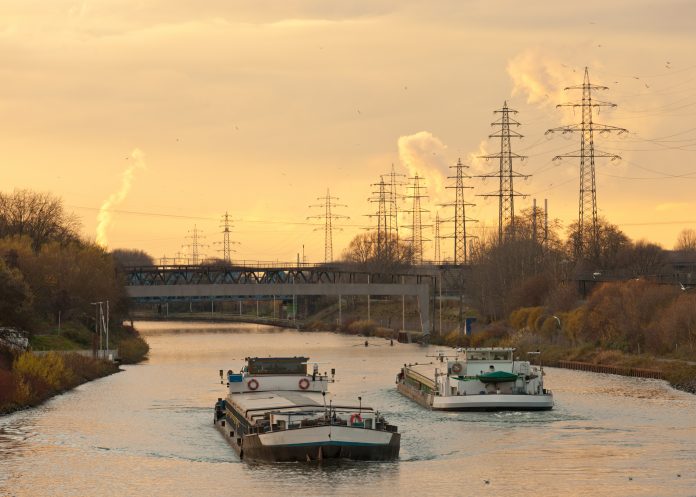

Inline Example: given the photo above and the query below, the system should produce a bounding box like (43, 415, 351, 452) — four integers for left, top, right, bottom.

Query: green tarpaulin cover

(476, 371, 519, 383)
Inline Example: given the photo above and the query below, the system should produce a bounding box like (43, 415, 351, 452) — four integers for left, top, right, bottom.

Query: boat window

(247, 357, 308, 375)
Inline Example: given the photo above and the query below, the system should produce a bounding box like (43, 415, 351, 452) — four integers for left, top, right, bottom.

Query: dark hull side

(241, 432, 401, 463)
(215, 417, 400, 463)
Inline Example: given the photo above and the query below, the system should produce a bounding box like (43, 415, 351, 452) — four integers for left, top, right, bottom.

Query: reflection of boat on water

(214, 356, 400, 462)
(396, 347, 554, 411)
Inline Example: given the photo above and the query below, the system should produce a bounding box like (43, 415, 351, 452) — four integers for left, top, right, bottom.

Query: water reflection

(1, 321, 694, 497)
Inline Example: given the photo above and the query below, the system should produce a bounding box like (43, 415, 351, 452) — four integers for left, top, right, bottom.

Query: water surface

(1, 321, 694, 497)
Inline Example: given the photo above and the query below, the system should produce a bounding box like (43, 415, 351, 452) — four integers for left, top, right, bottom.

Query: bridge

(122, 264, 437, 333)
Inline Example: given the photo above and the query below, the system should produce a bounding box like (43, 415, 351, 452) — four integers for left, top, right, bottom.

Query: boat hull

(398, 380, 553, 411)
(215, 418, 400, 462)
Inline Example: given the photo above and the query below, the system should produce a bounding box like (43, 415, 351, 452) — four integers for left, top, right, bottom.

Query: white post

(292, 274, 296, 324)
(367, 274, 371, 322)
(438, 276, 442, 336)
(401, 276, 405, 332)
(106, 300, 109, 352)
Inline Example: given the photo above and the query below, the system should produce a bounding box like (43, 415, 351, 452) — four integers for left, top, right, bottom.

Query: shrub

(13, 352, 70, 389)
(118, 336, 149, 364)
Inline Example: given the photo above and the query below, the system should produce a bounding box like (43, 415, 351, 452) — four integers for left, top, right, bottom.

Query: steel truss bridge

(123, 264, 438, 333)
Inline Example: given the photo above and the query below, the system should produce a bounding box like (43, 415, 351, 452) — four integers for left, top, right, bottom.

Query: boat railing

(244, 404, 374, 416)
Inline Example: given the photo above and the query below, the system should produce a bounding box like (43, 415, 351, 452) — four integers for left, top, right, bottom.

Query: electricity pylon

(476, 102, 529, 244)
(404, 174, 430, 263)
(546, 67, 627, 260)
(442, 158, 477, 264)
(308, 188, 349, 263)
(183, 225, 208, 265)
(218, 211, 239, 263)
(382, 164, 407, 240)
(367, 178, 393, 259)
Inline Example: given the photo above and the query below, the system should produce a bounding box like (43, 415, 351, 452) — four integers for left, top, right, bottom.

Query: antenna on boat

(358, 396, 362, 415)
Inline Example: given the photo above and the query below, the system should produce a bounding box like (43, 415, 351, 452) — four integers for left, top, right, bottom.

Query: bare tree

(0, 190, 80, 250)
(341, 231, 414, 273)
(675, 229, 696, 252)
(566, 217, 630, 268)
(112, 249, 154, 267)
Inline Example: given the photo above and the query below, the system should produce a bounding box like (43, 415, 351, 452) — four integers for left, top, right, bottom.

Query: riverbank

(0, 324, 150, 416)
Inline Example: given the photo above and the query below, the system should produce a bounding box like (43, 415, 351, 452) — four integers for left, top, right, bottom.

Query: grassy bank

(0, 349, 119, 415)
(29, 322, 149, 364)
(1, 323, 150, 415)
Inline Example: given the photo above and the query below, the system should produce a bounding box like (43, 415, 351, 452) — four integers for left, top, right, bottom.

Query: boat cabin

(449, 347, 517, 377)
(225, 356, 331, 394)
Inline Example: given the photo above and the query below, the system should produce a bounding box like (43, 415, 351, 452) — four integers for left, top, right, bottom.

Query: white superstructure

(397, 347, 554, 411)
(214, 356, 400, 462)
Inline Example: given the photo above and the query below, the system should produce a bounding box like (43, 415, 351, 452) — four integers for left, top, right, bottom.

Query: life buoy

(451, 363, 463, 374)
(298, 378, 310, 390)
(247, 379, 259, 391)
(349, 413, 363, 425)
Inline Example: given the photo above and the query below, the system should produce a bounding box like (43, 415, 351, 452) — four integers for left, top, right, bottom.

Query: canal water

(1, 322, 694, 497)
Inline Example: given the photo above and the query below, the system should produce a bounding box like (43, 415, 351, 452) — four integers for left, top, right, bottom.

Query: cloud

(95, 148, 146, 247)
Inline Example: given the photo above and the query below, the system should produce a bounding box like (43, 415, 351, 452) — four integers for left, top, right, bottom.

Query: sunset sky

(2, 1, 695, 263)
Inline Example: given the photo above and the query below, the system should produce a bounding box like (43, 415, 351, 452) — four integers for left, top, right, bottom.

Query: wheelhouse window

(247, 357, 308, 375)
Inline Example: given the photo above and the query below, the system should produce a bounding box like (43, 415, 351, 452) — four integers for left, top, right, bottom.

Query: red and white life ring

(349, 413, 363, 425)
(298, 378, 310, 390)
(247, 379, 259, 391)
(451, 363, 463, 374)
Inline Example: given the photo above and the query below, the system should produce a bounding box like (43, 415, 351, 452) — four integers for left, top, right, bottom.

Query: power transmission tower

(404, 174, 431, 263)
(442, 158, 478, 264)
(308, 188, 349, 263)
(434, 211, 441, 264)
(183, 225, 208, 265)
(476, 102, 529, 244)
(367, 178, 394, 259)
(546, 67, 627, 260)
(382, 164, 407, 240)
(218, 211, 239, 263)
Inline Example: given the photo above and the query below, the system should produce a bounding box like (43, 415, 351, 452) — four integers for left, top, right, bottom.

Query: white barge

(214, 356, 400, 462)
(396, 347, 554, 411)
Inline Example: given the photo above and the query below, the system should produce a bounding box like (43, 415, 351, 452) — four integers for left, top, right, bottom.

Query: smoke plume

(397, 131, 450, 206)
(96, 148, 146, 247)
(506, 49, 573, 107)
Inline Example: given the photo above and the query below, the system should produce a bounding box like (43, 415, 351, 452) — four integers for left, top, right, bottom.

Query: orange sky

(2, 1, 695, 263)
